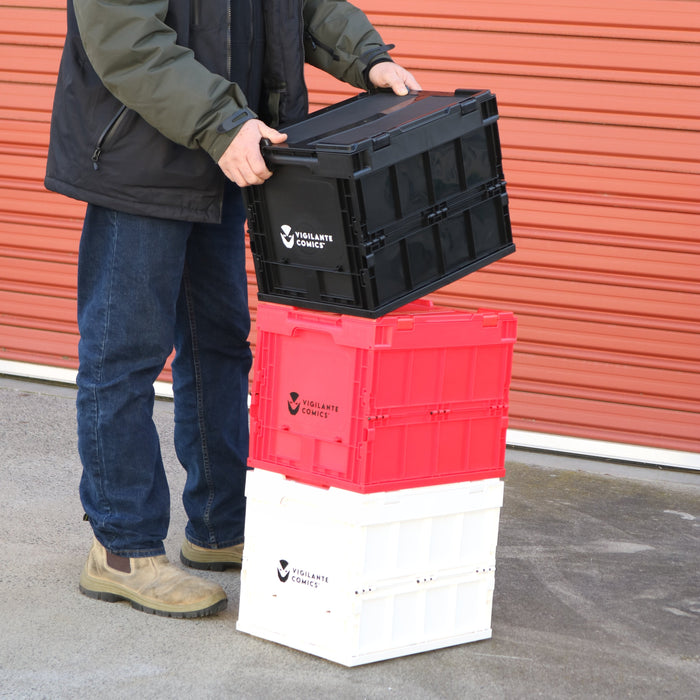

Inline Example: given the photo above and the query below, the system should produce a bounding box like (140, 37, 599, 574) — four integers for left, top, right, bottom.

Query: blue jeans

(76, 184, 251, 557)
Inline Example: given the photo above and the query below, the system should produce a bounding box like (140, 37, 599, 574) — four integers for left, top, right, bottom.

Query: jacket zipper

(227, 1, 232, 80)
(246, 0, 253, 92)
(304, 29, 340, 62)
(91, 104, 128, 170)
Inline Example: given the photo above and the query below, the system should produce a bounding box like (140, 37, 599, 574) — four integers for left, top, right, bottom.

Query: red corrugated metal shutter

(303, 0, 700, 458)
(0, 1, 82, 370)
(1, 1, 698, 463)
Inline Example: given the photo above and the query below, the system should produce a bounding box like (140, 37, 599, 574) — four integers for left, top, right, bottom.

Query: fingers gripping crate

(248, 300, 517, 493)
(245, 89, 515, 317)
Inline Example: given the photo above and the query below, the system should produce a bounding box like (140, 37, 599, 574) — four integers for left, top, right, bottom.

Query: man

(45, 0, 420, 618)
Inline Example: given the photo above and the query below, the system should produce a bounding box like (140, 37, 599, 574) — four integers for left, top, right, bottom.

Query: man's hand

(218, 119, 288, 187)
(219, 62, 420, 186)
(368, 62, 422, 96)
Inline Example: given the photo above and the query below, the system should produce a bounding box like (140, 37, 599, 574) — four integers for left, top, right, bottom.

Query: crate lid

(256, 300, 517, 349)
(267, 89, 496, 158)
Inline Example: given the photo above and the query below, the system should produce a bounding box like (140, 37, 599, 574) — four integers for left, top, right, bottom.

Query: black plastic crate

(245, 89, 514, 317)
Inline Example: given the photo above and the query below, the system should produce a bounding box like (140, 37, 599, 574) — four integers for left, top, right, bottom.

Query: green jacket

(45, 0, 392, 222)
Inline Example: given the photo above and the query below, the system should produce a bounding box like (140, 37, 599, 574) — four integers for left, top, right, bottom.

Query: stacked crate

(245, 90, 514, 318)
(237, 301, 516, 665)
(236, 91, 516, 666)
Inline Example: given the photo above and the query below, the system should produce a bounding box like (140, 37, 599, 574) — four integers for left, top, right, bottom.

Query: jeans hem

(184, 533, 244, 550)
(95, 534, 166, 559)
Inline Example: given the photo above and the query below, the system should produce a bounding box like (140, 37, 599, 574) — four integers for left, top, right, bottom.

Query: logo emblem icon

(280, 224, 294, 249)
(277, 559, 290, 583)
(287, 392, 301, 415)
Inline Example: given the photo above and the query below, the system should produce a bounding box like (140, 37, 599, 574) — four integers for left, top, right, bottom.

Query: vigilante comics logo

(279, 224, 334, 250)
(280, 224, 294, 249)
(287, 392, 339, 419)
(277, 559, 290, 582)
(276, 559, 329, 588)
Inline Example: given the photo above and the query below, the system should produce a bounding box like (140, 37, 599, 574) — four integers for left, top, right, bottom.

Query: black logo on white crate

(276, 559, 329, 589)
(277, 559, 291, 582)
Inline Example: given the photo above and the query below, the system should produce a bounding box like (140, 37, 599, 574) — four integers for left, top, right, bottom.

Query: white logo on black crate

(279, 224, 335, 250)
(280, 225, 295, 249)
(277, 559, 329, 589)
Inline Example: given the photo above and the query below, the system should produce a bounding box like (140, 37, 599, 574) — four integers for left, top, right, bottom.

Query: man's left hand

(368, 62, 422, 96)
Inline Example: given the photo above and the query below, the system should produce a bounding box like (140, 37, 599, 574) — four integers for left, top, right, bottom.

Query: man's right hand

(218, 119, 288, 187)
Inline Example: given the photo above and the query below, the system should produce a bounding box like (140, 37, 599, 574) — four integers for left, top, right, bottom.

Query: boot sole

(179, 551, 242, 572)
(79, 583, 227, 619)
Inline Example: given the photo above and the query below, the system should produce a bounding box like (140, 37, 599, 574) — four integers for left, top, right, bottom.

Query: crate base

(236, 470, 500, 665)
(237, 568, 495, 667)
(236, 617, 492, 667)
(255, 244, 515, 319)
(248, 455, 506, 494)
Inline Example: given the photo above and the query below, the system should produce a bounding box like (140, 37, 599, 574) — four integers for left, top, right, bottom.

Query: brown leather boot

(180, 539, 244, 571)
(79, 538, 227, 618)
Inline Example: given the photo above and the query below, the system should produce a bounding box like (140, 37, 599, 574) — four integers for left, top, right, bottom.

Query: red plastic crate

(249, 300, 517, 493)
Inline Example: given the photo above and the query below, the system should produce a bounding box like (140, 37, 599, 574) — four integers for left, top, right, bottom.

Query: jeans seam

(181, 265, 217, 545)
(92, 209, 120, 538)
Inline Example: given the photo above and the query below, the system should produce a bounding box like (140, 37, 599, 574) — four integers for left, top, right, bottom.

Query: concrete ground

(0, 375, 698, 699)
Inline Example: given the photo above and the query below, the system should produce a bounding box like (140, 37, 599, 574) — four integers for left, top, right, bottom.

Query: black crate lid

(274, 89, 494, 155)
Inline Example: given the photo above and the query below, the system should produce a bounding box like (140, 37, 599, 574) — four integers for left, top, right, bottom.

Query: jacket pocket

(304, 29, 340, 62)
(91, 104, 128, 171)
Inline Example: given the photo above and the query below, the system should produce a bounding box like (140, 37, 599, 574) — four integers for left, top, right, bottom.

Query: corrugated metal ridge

(363, 0, 700, 38)
(505, 164, 699, 210)
(510, 199, 697, 252)
(506, 393, 699, 454)
(309, 70, 700, 130)
(503, 241, 699, 294)
(503, 122, 699, 174)
(434, 272, 699, 334)
(379, 29, 700, 86)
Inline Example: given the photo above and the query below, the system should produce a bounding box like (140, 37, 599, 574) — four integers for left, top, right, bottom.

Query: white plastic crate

(243, 469, 503, 579)
(236, 470, 503, 665)
(237, 565, 495, 666)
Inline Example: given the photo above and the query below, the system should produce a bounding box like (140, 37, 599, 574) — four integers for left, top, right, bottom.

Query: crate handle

(265, 152, 320, 169)
(261, 139, 319, 170)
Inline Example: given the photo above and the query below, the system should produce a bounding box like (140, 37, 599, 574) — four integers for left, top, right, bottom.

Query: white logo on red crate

(279, 224, 334, 250)
(277, 559, 329, 589)
(287, 392, 339, 419)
